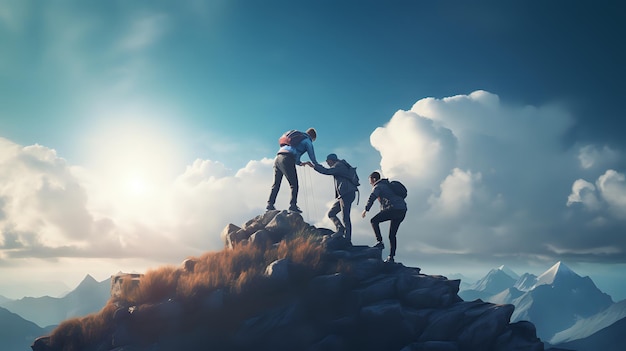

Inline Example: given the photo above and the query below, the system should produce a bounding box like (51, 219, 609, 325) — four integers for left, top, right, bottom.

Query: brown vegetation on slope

(42, 232, 344, 350)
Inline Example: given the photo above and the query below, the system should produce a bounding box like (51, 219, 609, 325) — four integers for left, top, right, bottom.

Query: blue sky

(1, 1, 625, 299)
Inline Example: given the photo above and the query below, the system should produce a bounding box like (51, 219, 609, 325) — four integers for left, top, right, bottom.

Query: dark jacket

(313, 160, 357, 198)
(365, 179, 407, 212)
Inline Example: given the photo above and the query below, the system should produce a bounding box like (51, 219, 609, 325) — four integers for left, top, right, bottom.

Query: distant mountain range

(0, 294, 12, 305)
(0, 274, 111, 327)
(459, 262, 625, 350)
(0, 306, 56, 351)
(0, 307, 46, 351)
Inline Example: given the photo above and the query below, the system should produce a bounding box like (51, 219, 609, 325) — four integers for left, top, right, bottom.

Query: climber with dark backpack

(306, 153, 359, 243)
(361, 171, 408, 263)
(266, 128, 319, 213)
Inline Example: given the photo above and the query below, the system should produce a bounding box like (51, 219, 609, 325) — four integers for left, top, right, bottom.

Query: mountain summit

(31, 211, 545, 351)
(498, 265, 520, 280)
(532, 261, 577, 289)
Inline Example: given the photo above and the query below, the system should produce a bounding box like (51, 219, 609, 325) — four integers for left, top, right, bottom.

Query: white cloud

(566, 170, 626, 220)
(176, 159, 232, 186)
(427, 168, 481, 218)
(567, 179, 600, 210)
(578, 145, 620, 169)
(597, 170, 626, 219)
(0, 139, 94, 249)
(369, 109, 457, 185)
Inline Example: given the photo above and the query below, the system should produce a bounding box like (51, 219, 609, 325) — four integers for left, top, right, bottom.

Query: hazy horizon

(1, 2, 625, 303)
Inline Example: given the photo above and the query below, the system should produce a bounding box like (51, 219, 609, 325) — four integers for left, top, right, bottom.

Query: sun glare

(81, 111, 186, 219)
(127, 174, 149, 196)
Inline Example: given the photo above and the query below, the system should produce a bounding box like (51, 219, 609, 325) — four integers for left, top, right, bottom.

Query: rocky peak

(32, 210, 546, 351)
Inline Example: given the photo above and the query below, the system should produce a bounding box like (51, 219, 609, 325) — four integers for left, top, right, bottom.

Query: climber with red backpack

(361, 171, 408, 263)
(266, 128, 319, 213)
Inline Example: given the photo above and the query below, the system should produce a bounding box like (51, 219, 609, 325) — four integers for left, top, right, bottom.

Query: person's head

(326, 153, 338, 166)
(369, 171, 381, 185)
(306, 128, 317, 141)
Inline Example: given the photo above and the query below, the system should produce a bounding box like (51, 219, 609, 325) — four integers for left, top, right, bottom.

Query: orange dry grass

(117, 234, 328, 306)
(48, 302, 117, 351)
(46, 234, 339, 350)
(120, 265, 181, 305)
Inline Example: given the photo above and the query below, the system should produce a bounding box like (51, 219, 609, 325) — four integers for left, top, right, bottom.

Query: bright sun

(127, 173, 149, 196)
(82, 112, 186, 218)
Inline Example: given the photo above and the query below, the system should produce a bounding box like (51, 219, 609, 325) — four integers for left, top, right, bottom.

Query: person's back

(314, 158, 357, 197)
(310, 153, 358, 242)
(277, 129, 318, 165)
(372, 179, 407, 212)
(266, 128, 318, 213)
(361, 171, 408, 263)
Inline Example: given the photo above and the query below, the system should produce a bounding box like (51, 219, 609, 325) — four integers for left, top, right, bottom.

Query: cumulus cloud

(370, 110, 457, 183)
(567, 170, 626, 220)
(597, 170, 626, 218)
(0, 139, 93, 248)
(369, 90, 626, 265)
(577, 145, 620, 170)
(427, 168, 481, 218)
(567, 179, 600, 210)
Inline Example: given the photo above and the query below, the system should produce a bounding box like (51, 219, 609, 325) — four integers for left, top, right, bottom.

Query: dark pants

(268, 153, 298, 207)
(328, 191, 355, 240)
(371, 209, 407, 257)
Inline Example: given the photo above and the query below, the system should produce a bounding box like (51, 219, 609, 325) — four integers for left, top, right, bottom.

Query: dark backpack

(334, 160, 360, 204)
(279, 130, 307, 147)
(389, 180, 408, 199)
(340, 160, 360, 187)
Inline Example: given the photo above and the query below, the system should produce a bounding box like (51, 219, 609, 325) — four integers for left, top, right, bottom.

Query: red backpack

(279, 130, 307, 147)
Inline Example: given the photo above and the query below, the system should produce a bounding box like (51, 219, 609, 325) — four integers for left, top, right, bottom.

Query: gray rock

(265, 258, 290, 283)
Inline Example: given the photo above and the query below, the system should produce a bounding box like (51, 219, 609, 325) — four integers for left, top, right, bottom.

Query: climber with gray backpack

(305, 153, 359, 243)
(361, 171, 407, 263)
(266, 128, 319, 213)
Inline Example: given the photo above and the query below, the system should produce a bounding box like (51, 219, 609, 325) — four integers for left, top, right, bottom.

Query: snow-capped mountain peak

(533, 261, 578, 289)
(498, 265, 520, 280)
(514, 272, 538, 291)
(468, 268, 517, 294)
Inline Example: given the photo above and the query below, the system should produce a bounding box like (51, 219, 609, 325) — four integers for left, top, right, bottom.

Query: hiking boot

(384, 256, 395, 263)
(373, 241, 384, 249)
(266, 204, 276, 211)
(288, 205, 302, 213)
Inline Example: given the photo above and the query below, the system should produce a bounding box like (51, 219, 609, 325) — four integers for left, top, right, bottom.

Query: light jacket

(278, 135, 319, 165)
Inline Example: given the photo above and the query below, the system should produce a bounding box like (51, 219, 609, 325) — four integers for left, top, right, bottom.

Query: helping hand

(361, 210, 367, 218)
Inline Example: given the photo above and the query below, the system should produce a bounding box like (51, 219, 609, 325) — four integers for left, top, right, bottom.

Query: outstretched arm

(303, 139, 319, 165)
